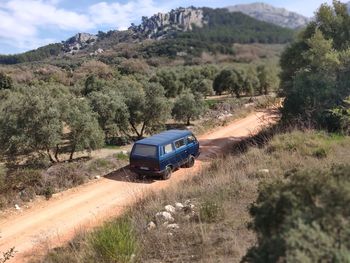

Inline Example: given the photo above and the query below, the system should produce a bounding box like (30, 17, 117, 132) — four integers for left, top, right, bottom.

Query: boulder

(167, 223, 180, 230)
(175, 202, 184, 211)
(155, 211, 174, 223)
(165, 205, 176, 214)
(147, 221, 156, 230)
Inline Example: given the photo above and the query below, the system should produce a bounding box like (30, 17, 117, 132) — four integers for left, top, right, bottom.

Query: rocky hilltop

(64, 33, 98, 53)
(129, 7, 206, 39)
(226, 2, 310, 29)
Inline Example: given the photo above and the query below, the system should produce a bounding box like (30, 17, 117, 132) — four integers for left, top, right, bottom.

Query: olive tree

(64, 97, 105, 160)
(88, 90, 129, 140)
(172, 91, 206, 125)
(121, 79, 171, 138)
(0, 86, 62, 162)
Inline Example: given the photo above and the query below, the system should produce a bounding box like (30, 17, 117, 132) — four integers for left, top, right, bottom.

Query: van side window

(187, 135, 196, 144)
(164, 144, 174, 154)
(175, 139, 186, 149)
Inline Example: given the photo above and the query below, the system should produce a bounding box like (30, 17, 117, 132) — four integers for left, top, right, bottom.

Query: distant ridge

(226, 2, 310, 29)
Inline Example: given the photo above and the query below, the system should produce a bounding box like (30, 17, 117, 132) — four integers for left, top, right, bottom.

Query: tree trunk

(139, 122, 146, 139)
(187, 117, 191, 126)
(130, 122, 141, 138)
(69, 145, 76, 161)
(54, 144, 60, 163)
(47, 149, 56, 163)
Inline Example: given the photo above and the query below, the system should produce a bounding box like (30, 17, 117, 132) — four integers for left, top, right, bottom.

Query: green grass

(113, 152, 129, 161)
(90, 217, 139, 263)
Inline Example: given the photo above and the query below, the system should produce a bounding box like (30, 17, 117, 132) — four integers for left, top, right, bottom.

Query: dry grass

(34, 129, 350, 263)
(0, 156, 127, 210)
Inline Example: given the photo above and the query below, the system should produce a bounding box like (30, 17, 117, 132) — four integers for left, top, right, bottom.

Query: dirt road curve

(0, 109, 277, 262)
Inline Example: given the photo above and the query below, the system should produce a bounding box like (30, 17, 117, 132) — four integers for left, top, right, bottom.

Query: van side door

(174, 138, 188, 166)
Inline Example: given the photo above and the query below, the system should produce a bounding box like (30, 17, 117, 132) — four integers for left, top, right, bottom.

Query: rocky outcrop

(64, 33, 97, 53)
(226, 2, 310, 29)
(130, 7, 205, 39)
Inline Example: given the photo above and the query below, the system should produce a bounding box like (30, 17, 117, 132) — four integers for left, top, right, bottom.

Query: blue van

(129, 130, 200, 180)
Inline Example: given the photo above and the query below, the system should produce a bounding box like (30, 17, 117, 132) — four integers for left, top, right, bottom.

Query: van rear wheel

(162, 166, 172, 180)
(186, 155, 195, 168)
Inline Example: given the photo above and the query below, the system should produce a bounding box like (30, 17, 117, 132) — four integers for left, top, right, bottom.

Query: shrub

(90, 217, 138, 263)
(199, 199, 224, 223)
(244, 165, 350, 263)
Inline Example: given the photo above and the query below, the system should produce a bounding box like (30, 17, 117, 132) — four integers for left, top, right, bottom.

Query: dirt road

(0, 109, 277, 262)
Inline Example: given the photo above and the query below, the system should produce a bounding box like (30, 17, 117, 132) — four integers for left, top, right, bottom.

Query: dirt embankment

(0, 109, 278, 263)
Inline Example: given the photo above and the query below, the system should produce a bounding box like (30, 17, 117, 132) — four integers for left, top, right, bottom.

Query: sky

(0, 0, 345, 54)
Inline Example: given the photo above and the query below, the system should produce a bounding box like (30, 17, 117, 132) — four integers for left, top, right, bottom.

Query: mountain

(226, 2, 310, 29)
(0, 6, 295, 65)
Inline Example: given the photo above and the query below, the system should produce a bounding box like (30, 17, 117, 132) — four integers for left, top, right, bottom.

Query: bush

(244, 165, 350, 263)
(199, 199, 224, 223)
(90, 217, 138, 263)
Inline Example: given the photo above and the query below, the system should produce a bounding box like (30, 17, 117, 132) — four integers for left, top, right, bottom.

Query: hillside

(0, 7, 294, 65)
(226, 2, 310, 29)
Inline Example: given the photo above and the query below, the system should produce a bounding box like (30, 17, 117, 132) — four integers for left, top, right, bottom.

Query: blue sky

(0, 0, 344, 54)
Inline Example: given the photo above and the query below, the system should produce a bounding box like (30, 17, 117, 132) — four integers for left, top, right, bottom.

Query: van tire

(186, 155, 195, 168)
(162, 166, 172, 180)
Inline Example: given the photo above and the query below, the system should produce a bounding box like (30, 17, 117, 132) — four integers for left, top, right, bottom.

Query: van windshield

(132, 144, 157, 158)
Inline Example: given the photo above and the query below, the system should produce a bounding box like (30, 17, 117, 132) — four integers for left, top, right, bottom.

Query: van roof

(136, 130, 192, 146)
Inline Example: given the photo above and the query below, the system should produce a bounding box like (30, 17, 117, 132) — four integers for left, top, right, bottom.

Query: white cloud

(0, 0, 168, 54)
(89, 0, 166, 30)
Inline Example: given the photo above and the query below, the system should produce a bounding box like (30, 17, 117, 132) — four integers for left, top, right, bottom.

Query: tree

(88, 90, 129, 140)
(155, 70, 179, 98)
(280, 1, 350, 130)
(244, 67, 260, 98)
(257, 65, 276, 95)
(172, 91, 206, 125)
(121, 80, 171, 138)
(83, 75, 104, 96)
(243, 165, 350, 263)
(190, 78, 214, 98)
(213, 69, 244, 97)
(64, 98, 104, 160)
(0, 86, 63, 162)
(0, 72, 13, 90)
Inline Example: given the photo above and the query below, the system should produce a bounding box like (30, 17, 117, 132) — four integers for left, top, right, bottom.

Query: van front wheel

(186, 155, 195, 168)
(162, 167, 172, 180)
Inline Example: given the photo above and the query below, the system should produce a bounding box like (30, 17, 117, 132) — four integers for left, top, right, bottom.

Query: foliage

(0, 86, 63, 159)
(213, 68, 244, 97)
(280, 1, 350, 131)
(90, 217, 138, 263)
(172, 90, 206, 125)
(88, 89, 129, 139)
(244, 165, 350, 263)
(121, 80, 170, 138)
(0, 43, 63, 65)
(0, 72, 13, 90)
(64, 97, 104, 160)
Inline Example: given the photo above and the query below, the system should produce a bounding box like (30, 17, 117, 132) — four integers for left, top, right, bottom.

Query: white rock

(95, 175, 101, 179)
(165, 205, 176, 214)
(184, 200, 192, 205)
(167, 223, 180, 230)
(15, 204, 21, 210)
(175, 202, 184, 211)
(155, 211, 174, 222)
(258, 169, 270, 174)
(147, 221, 156, 230)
